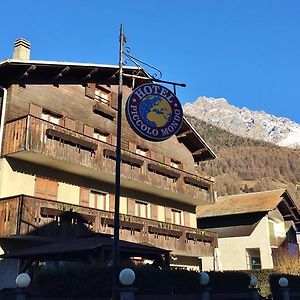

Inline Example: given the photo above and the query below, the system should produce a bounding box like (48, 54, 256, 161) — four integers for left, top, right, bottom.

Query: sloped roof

(197, 189, 299, 220)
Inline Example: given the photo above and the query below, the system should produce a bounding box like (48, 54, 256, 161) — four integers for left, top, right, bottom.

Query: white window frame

(170, 159, 181, 169)
(136, 146, 148, 157)
(93, 129, 109, 142)
(42, 110, 61, 125)
(135, 201, 149, 219)
(89, 191, 108, 210)
(171, 209, 182, 225)
(95, 87, 110, 106)
(246, 248, 261, 270)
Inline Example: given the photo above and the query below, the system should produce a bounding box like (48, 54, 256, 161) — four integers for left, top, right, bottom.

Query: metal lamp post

(112, 23, 125, 300)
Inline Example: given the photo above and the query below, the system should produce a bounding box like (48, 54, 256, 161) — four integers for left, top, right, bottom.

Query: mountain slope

(184, 97, 300, 148)
(185, 115, 300, 204)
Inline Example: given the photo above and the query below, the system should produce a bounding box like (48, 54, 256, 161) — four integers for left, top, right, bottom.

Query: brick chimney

(13, 38, 31, 60)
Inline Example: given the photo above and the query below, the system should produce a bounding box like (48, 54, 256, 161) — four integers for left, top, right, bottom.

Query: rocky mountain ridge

(184, 97, 300, 148)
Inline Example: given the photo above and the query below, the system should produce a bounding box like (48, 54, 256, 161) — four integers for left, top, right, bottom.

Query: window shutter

(79, 187, 90, 207)
(111, 135, 117, 146)
(85, 83, 96, 99)
(64, 117, 75, 130)
(127, 198, 135, 216)
(128, 142, 136, 152)
(164, 156, 171, 165)
(29, 103, 42, 118)
(84, 124, 94, 137)
(111, 92, 118, 110)
(165, 207, 172, 223)
(109, 194, 115, 212)
(150, 151, 157, 160)
(151, 204, 158, 220)
(184, 212, 190, 227)
(35, 177, 58, 201)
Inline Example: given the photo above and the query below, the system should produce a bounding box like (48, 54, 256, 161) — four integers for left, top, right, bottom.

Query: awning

(0, 234, 170, 260)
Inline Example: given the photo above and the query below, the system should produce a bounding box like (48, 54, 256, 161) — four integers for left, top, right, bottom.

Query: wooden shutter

(29, 103, 42, 118)
(84, 124, 94, 137)
(128, 142, 136, 152)
(165, 207, 172, 223)
(127, 198, 135, 216)
(79, 187, 90, 207)
(35, 177, 58, 201)
(164, 156, 171, 165)
(109, 194, 115, 212)
(121, 139, 129, 150)
(184, 212, 190, 227)
(150, 151, 157, 160)
(111, 135, 117, 146)
(64, 117, 75, 130)
(150, 204, 158, 220)
(111, 92, 118, 110)
(85, 83, 96, 99)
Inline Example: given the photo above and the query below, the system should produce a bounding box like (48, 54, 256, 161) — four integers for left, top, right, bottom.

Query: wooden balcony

(2, 115, 214, 205)
(0, 195, 217, 257)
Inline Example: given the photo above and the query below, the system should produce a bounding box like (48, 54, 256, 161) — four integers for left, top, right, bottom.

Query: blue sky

(1, 0, 300, 123)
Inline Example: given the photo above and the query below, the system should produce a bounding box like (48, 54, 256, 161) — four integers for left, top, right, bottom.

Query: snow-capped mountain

(184, 97, 300, 148)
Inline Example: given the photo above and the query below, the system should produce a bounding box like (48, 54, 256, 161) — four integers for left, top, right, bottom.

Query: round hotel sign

(125, 83, 183, 142)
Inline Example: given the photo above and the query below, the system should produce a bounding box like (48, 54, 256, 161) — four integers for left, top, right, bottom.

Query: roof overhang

(176, 117, 217, 162)
(0, 59, 149, 88)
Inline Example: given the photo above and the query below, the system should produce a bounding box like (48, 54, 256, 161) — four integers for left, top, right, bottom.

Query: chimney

(13, 38, 31, 60)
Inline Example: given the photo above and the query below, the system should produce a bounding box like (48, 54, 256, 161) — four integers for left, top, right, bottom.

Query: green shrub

(244, 269, 273, 297)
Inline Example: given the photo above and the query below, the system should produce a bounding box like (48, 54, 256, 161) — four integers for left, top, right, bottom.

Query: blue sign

(126, 83, 183, 142)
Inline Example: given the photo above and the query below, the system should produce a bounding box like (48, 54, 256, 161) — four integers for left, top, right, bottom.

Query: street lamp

(249, 274, 258, 287)
(16, 273, 31, 300)
(16, 273, 31, 288)
(199, 272, 210, 286)
(119, 268, 136, 300)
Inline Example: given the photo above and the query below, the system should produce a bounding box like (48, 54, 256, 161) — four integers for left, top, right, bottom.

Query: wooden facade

(3, 114, 213, 205)
(0, 61, 217, 267)
(0, 195, 217, 257)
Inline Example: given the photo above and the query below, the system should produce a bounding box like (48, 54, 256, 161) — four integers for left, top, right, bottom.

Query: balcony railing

(0, 195, 217, 257)
(3, 115, 214, 205)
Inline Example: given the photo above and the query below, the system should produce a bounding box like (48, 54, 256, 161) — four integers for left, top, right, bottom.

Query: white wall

(0, 158, 35, 197)
(218, 215, 273, 270)
(201, 256, 214, 271)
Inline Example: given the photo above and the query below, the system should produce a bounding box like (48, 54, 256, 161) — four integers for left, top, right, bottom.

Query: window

(268, 220, 285, 237)
(93, 129, 109, 142)
(170, 159, 181, 169)
(172, 209, 182, 225)
(246, 248, 261, 270)
(136, 146, 149, 157)
(42, 110, 61, 125)
(95, 87, 110, 106)
(89, 191, 108, 210)
(135, 201, 149, 218)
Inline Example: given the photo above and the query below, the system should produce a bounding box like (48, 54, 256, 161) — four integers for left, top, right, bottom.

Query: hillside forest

(185, 115, 300, 204)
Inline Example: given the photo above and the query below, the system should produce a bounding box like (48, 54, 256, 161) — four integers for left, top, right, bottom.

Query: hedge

(28, 264, 259, 297)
